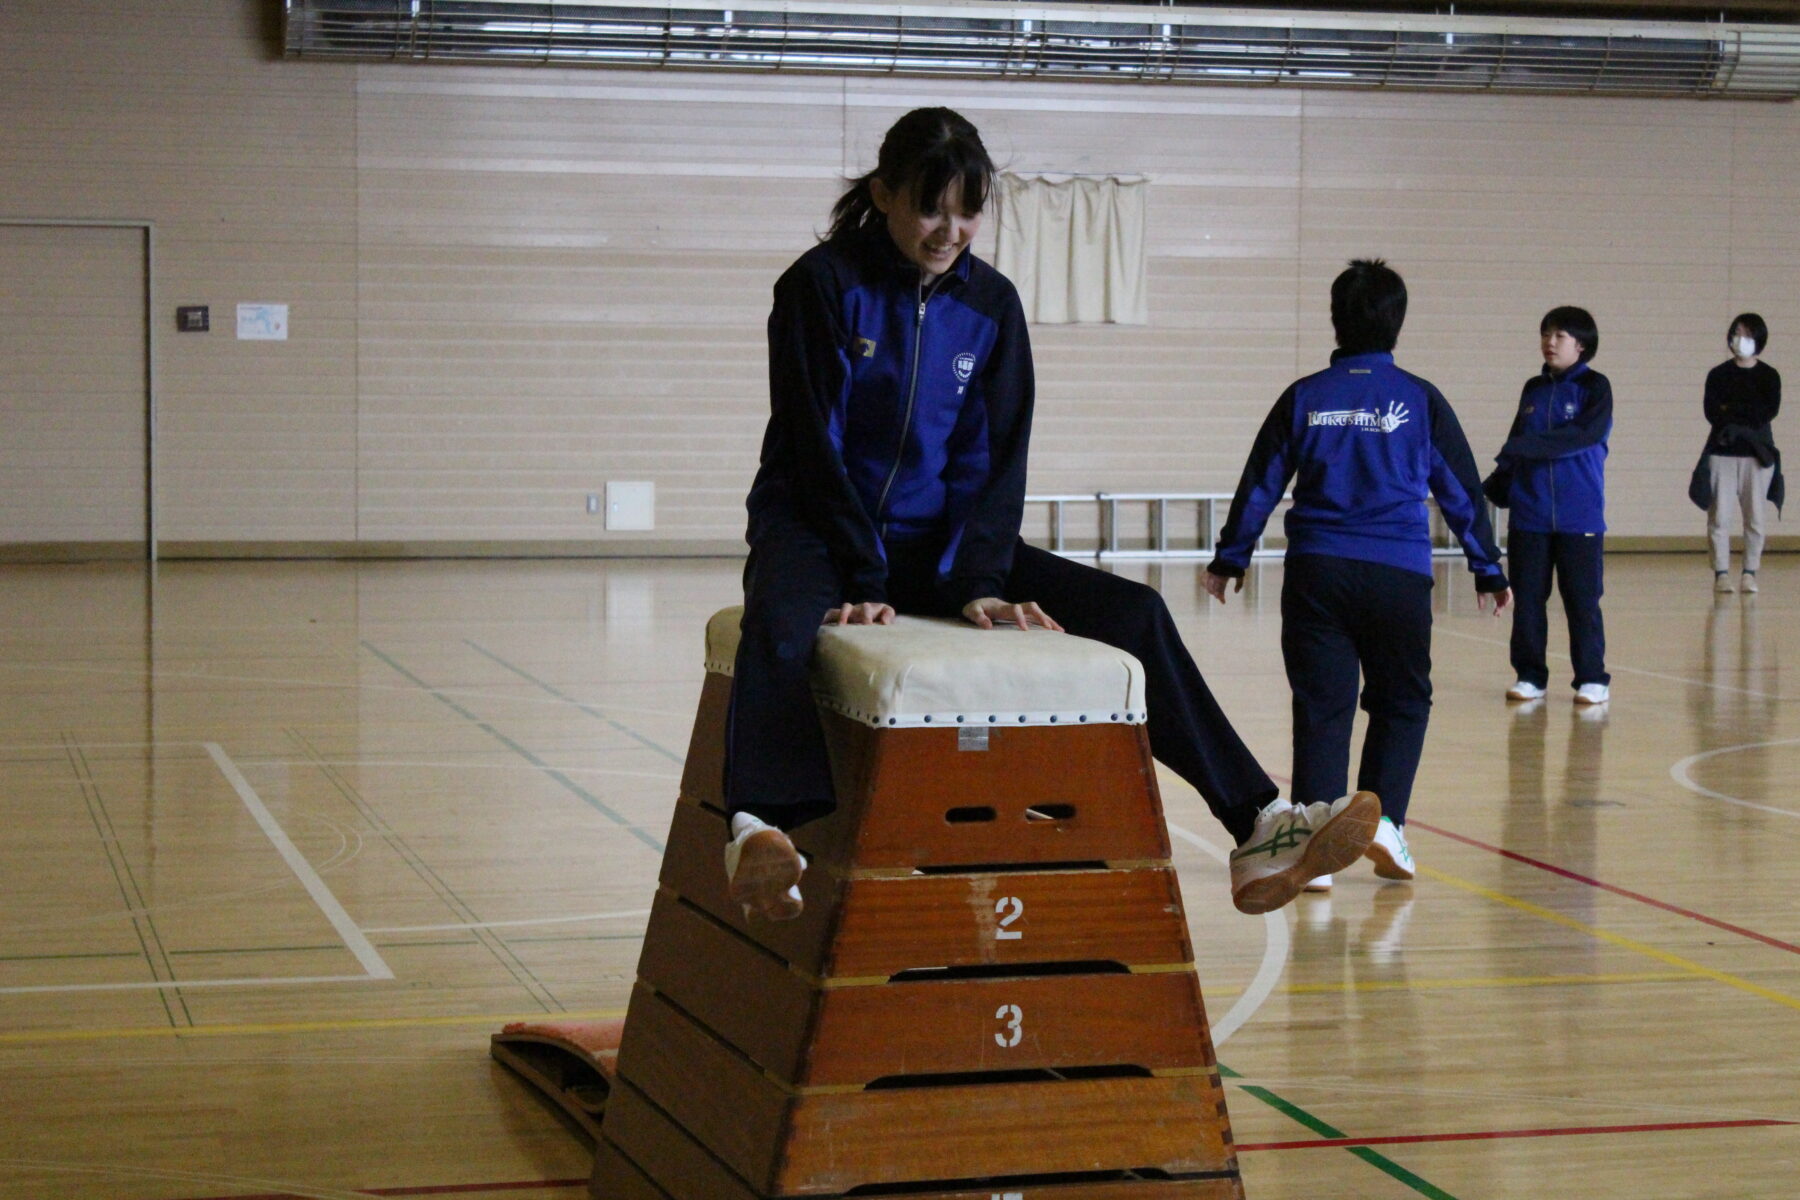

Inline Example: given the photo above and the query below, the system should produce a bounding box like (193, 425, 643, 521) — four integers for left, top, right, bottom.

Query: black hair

(826, 108, 996, 244)
(1330, 258, 1407, 354)
(1541, 305, 1599, 362)
(1730, 312, 1769, 355)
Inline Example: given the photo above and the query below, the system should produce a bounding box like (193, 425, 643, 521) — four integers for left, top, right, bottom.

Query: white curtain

(994, 173, 1148, 326)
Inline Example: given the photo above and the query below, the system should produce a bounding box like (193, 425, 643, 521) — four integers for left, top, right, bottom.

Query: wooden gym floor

(1, 552, 1796, 1199)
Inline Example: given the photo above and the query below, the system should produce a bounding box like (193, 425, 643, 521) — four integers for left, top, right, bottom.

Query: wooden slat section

(783, 1076, 1235, 1197)
(598, 1080, 1244, 1200)
(849, 719, 1170, 868)
(677, 672, 731, 808)
(660, 792, 1192, 977)
(592, 1134, 678, 1200)
(657, 795, 844, 975)
(598, 1081, 762, 1200)
(614, 986, 1236, 1197)
(637, 885, 1212, 1085)
(635, 888, 817, 1082)
(825, 866, 1195, 979)
(805, 970, 1214, 1086)
(612, 984, 798, 1191)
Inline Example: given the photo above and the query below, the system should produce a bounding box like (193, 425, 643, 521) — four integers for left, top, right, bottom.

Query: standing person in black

(1699, 313, 1782, 594)
(723, 106, 1378, 923)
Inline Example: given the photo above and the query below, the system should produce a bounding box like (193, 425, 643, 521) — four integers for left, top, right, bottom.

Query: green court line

(167, 944, 346, 956)
(359, 641, 664, 853)
(65, 736, 189, 1029)
(463, 639, 687, 766)
(1223, 1064, 1461, 1200)
(0, 951, 141, 964)
(164, 939, 482, 955)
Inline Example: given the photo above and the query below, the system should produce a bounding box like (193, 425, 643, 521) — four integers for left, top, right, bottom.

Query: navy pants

(727, 508, 1277, 842)
(1280, 554, 1433, 826)
(1507, 529, 1609, 690)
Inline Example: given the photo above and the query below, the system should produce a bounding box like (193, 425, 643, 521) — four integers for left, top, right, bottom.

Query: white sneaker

(1574, 683, 1610, 705)
(1303, 874, 1333, 892)
(1715, 572, 1735, 594)
(1506, 680, 1546, 701)
(1365, 816, 1415, 881)
(1742, 571, 1760, 594)
(1229, 793, 1380, 915)
(724, 813, 806, 922)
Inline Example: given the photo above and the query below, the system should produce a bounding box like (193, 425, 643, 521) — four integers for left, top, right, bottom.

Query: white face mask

(1733, 335, 1759, 359)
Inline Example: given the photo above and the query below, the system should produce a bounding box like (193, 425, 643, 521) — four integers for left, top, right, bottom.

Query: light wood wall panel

(0, 1, 358, 548)
(3, 3, 1799, 551)
(0, 225, 145, 545)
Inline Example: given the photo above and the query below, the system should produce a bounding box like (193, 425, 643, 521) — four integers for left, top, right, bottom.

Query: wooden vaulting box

(503, 607, 1245, 1200)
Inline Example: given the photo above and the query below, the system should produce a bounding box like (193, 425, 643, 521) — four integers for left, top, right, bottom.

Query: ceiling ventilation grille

(282, 1, 1800, 98)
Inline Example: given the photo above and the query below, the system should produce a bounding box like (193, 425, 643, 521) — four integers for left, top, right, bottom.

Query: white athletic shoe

(724, 813, 806, 922)
(1574, 683, 1611, 706)
(1303, 874, 1333, 892)
(1506, 680, 1546, 701)
(1742, 571, 1760, 594)
(1229, 793, 1380, 915)
(1715, 571, 1736, 594)
(1365, 816, 1416, 881)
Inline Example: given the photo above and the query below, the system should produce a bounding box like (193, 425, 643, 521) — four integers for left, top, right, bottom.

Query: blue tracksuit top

(1493, 363, 1612, 534)
(1209, 350, 1508, 588)
(746, 225, 1034, 607)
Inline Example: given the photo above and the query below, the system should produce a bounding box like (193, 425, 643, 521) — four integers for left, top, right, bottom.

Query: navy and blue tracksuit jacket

(1208, 350, 1508, 589)
(745, 225, 1032, 607)
(1484, 363, 1613, 534)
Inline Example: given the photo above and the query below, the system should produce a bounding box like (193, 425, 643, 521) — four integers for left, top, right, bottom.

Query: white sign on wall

(236, 303, 288, 340)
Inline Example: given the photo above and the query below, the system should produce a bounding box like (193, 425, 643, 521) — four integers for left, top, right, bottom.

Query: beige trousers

(1707, 454, 1776, 574)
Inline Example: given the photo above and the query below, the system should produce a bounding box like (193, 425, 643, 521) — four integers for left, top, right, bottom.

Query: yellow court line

(0, 1008, 629, 1045)
(1420, 864, 1800, 1014)
(3, 973, 1697, 1046)
(1276, 971, 1696, 996)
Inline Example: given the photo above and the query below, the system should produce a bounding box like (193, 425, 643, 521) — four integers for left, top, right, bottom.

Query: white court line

(365, 908, 651, 934)
(1669, 739, 1800, 820)
(1166, 821, 1289, 1048)
(0, 659, 700, 720)
(203, 743, 394, 981)
(1, 744, 396, 997)
(0, 973, 391, 997)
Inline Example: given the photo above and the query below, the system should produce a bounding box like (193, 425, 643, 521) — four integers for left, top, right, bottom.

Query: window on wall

(993, 173, 1148, 326)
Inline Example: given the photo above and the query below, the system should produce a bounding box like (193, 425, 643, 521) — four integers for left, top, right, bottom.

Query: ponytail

(827, 172, 882, 243)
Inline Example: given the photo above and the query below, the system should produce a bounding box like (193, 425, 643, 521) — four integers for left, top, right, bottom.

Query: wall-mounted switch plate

(605, 481, 655, 531)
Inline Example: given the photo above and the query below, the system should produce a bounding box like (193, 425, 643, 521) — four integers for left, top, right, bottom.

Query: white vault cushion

(704, 605, 1146, 729)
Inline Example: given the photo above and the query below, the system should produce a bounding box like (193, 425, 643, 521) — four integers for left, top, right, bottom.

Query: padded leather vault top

(704, 606, 1147, 729)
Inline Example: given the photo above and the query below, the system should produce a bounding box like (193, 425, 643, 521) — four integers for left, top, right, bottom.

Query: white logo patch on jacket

(953, 352, 976, 382)
(1308, 401, 1410, 433)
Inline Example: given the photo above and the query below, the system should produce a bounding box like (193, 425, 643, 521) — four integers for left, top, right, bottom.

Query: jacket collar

(1541, 360, 1591, 383)
(1330, 349, 1395, 367)
(848, 223, 972, 290)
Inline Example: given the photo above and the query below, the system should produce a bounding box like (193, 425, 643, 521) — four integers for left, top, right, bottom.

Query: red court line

(167, 1122, 1798, 1199)
(1239, 1117, 1792, 1152)
(1408, 820, 1800, 957)
(179, 1180, 583, 1200)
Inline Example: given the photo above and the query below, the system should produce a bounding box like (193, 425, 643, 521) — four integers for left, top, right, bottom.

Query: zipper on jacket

(1549, 376, 1563, 531)
(875, 274, 942, 535)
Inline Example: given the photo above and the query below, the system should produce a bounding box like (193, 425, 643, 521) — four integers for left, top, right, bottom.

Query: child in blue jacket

(1205, 260, 1510, 889)
(1483, 306, 1613, 706)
